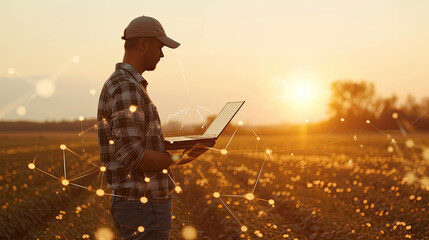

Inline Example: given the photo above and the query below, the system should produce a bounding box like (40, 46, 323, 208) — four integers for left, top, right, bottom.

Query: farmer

(97, 15, 207, 239)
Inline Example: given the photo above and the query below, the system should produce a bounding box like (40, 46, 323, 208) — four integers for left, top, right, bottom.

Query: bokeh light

(181, 225, 197, 240)
(95, 227, 113, 240)
(16, 106, 26, 116)
(35, 79, 55, 98)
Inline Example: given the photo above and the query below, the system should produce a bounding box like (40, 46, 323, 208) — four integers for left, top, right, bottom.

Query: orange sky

(1, 0, 428, 125)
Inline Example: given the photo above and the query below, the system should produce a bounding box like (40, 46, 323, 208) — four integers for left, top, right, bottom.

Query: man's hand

(173, 143, 209, 165)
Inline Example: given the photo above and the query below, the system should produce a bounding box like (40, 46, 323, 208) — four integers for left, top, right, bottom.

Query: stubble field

(0, 127, 428, 240)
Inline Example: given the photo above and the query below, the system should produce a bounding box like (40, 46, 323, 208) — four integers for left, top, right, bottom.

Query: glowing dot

(241, 226, 248, 232)
(28, 163, 35, 169)
(109, 140, 114, 145)
(422, 147, 429, 160)
(78, 116, 85, 121)
(290, 153, 294, 156)
(387, 146, 394, 153)
(8, 68, 15, 75)
(95, 227, 113, 240)
(213, 192, 220, 198)
(220, 149, 227, 155)
(162, 169, 168, 174)
(366, 120, 370, 124)
(60, 144, 67, 150)
(348, 159, 353, 166)
(96, 189, 105, 196)
(405, 139, 414, 148)
(72, 56, 80, 63)
(245, 193, 255, 201)
(89, 89, 96, 95)
(265, 149, 272, 155)
(420, 176, 429, 187)
(61, 179, 69, 186)
(391, 139, 396, 143)
(175, 186, 183, 193)
(305, 119, 309, 123)
(140, 196, 148, 203)
(144, 177, 150, 183)
(353, 135, 358, 141)
(256, 137, 260, 141)
(16, 106, 26, 116)
(129, 105, 137, 112)
(237, 121, 243, 126)
(340, 118, 345, 122)
(138, 226, 145, 232)
(35, 79, 55, 98)
(404, 172, 417, 184)
(392, 112, 399, 119)
(181, 225, 197, 240)
(268, 199, 275, 205)
(100, 166, 106, 172)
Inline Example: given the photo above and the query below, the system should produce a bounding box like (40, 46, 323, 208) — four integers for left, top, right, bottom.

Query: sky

(1, 0, 428, 126)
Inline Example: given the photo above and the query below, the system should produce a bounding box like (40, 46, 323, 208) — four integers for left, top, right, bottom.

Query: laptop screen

(202, 101, 245, 138)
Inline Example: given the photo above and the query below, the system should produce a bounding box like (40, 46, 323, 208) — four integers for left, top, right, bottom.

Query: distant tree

(329, 80, 377, 126)
(374, 94, 399, 129)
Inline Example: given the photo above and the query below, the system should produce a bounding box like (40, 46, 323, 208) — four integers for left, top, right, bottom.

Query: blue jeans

(111, 196, 172, 240)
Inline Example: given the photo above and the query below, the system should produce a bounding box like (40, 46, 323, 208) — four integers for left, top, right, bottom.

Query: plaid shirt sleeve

(109, 77, 147, 173)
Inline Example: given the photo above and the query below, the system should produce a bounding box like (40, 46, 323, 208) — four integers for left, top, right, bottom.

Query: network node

(129, 105, 137, 112)
(78, 116, 85, 121)
(162, 169, 168, 174)
(268, 199, 275, 205)
(244, 193, 255, 201)
(237, 120, 243, 126)
(220, 149, 228, 155)
(175, 186, 183, 194)
(96, 189, 105, 196)
(213, 192, 220, 198)
(265, 149, 273, 155)
(241, 225, 248, 232)
(61, 179, 69, 186)
(140, 196, 148, 204)
(138, 226, 145, 232)
(144, 177, 150, 183)
(60, 144, 67, 150)
(28, 163, 35, 170)
(100, 166, 106, 172)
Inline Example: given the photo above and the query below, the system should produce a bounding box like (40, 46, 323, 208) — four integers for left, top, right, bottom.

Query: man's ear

(137, 37, 147, 51)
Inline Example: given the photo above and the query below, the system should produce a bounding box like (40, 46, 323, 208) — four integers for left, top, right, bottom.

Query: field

(0, 125, 428, 240)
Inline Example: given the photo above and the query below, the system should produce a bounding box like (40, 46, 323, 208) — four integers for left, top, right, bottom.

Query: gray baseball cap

(121, 15, 180, 49)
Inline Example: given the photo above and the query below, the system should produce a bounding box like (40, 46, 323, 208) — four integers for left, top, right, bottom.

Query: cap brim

(156, 36, 180, 49)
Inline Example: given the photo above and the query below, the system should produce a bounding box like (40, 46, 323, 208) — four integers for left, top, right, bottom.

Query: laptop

(164, 101, 245, 150)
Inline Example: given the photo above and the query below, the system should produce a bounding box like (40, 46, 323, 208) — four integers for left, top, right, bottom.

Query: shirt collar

(115, 62, 148, 89)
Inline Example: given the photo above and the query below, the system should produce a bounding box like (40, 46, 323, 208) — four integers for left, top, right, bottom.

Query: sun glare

(284, 81, 315, 105)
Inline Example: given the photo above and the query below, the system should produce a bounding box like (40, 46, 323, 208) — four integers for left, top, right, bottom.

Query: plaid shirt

(97, 62, 173, 200)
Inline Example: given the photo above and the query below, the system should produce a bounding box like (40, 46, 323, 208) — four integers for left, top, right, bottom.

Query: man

(97, 15, 208, 240)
